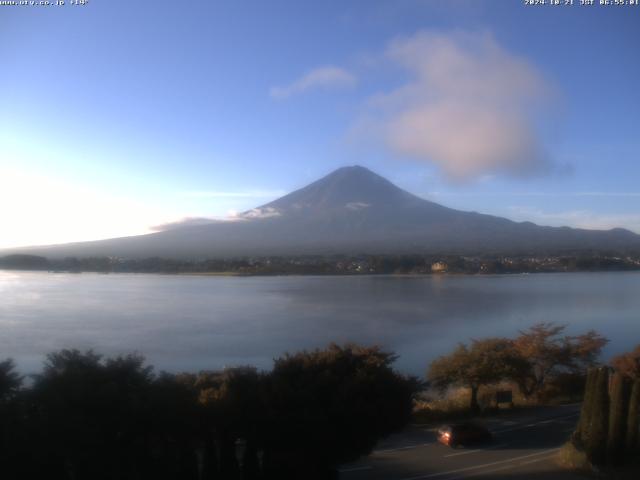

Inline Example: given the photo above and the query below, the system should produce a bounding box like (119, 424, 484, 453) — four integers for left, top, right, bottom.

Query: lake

(1, 271, 638, 376)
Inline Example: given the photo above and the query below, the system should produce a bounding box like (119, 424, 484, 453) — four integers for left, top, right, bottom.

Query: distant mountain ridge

(4, 166, 640, 259)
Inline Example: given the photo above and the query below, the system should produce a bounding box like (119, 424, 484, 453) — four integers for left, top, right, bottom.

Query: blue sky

(1, 0, 639, 248)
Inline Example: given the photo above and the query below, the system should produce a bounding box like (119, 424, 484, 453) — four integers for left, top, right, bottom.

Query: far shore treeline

(1, 252, 640, 275)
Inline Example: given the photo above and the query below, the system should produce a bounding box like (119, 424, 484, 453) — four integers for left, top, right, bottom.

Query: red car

(437, 423, 492, 448)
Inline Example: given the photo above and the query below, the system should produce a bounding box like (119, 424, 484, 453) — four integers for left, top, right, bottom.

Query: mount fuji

(6, 166, 640, 259)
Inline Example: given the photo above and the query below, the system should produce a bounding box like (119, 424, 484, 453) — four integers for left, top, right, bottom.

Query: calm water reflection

(1, 271, 638, 376)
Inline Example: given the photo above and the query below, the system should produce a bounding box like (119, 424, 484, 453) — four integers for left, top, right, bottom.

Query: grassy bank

(412, 381, 584, 425)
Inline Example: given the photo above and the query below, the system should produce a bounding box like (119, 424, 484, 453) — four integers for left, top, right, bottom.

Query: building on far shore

(431, 261, 448, 273)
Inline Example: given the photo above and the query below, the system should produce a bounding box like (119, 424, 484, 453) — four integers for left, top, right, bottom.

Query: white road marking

(339, 466, 372, 473)
(375, 446, 416, 453)
(413, 410, 579, 433)
(519, 455, 557, 466)
(363, 411, 578, 477)
(397, 448, 560, 480)
(374, 442, 434, 454)
(372, 445, 422, 453)
(443, 444, 509, 458)
(444, 452, 557, 480)
(375, 411, 578, 455)
(444, 448, 483, 458)
(492, 413, 578, 434)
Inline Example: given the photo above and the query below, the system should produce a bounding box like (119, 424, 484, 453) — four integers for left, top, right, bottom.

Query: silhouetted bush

(0, 344, 417, 479)
(261, 344, 420, 478)
(0, 359, 24, 474)
(0, 358, 22, 401)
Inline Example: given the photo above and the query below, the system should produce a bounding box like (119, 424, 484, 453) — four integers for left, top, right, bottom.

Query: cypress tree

(607, 371, 630, 465)
(626, 380, 640, 459)
(586, 367, 609, 465)
(577, 368, 597, 446)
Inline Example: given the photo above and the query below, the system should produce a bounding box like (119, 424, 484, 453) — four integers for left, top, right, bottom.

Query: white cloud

(239, 207, 282, 219)
(150, 217, 220, 232)
(152, 208, 277, 232)
(270, 66, 357, 99)
(363, 30, 554, 181)
(507, 206, 640, 234)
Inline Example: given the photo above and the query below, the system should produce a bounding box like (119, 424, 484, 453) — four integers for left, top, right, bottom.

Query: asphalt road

(339, 404, 588, 480)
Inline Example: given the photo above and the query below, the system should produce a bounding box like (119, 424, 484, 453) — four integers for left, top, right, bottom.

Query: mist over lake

(1, 271, 638, 376)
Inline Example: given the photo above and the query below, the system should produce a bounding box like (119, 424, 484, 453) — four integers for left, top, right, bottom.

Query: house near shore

(431, 261, 448, 273)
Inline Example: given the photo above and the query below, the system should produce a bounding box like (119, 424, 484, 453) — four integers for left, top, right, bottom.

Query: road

(339, 404, 588, 480)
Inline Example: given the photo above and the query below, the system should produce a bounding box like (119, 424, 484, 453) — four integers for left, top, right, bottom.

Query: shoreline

(2, 268, 640, 277)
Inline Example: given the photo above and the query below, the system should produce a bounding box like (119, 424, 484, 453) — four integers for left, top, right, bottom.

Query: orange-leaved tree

(511, 322, 607, 399)
(428, 338, 522, 412)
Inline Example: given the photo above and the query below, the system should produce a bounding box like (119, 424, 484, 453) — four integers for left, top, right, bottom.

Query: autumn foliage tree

(611, 344, 640, 381)
(427, 323, 608, 410)
(427, 338, 521, 412)
(511, 323, 608, 399)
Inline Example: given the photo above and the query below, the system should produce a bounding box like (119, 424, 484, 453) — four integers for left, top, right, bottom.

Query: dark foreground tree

(190, 366, 267, 478)
(2, 344, 418, 480)
(626, 380, 640, 457)
(586, 367, 610, 465)
(19, 350, 202, 480)
(577, 368, 598, 446)
(614, 344, 640, 459)
(0, 358, 22, 401)
(263, 344, 420, 479)
(427, 338, 519, 412)
(0, 358, 24, 476)
(607, 371, 631, 465)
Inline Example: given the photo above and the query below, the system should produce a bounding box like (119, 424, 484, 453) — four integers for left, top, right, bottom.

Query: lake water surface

(1, 271, 638, 376)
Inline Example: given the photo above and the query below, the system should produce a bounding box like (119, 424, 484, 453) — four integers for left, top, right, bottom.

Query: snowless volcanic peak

(259, 165, 421, 214)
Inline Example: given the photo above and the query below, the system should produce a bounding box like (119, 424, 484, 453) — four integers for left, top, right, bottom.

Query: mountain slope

(5, 166, 640, 259)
